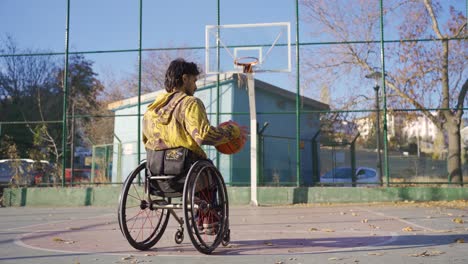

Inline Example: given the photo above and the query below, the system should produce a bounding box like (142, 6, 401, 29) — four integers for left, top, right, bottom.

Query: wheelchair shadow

(215, 234, 468, 255)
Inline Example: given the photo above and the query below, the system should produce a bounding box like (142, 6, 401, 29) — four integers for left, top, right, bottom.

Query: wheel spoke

(119, 162, 169, 250)
(138, 211, 149, 241)
(130, 182, 144, 200)
(128, 209, 145, 237)
(144, 208, 155, 231)
(123, 204, 141, 209)
(184, 162, 227, 254)
(126, 192, 143, 202)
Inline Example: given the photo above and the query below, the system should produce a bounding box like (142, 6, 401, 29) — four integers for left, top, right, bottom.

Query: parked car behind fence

(0, 159, 55, 187)
(320, 167, 381, 186)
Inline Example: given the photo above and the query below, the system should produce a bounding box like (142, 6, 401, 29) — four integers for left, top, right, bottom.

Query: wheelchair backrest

(146, 147, 198, 177)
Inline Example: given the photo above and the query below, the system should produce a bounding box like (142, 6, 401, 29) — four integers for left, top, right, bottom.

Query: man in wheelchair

(142, 58, 246, 235)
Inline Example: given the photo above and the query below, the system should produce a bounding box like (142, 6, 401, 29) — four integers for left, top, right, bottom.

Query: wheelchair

(117, 158, 230, 254)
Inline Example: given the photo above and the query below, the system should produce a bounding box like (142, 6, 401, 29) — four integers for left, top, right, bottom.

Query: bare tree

(111, 49, 201, 98)
(300, 0, 467, 184)
(0, 36, 61, 163)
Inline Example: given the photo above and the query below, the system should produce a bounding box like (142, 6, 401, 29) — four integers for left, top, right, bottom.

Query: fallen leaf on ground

(226, 244, 238, 248)
(52, 237, 65, 242)
(121, 255, 134, 260)
(368, 252, 384, 256)
(309, 227, 318, 231)
(433, 229, 452, 233)
(322, 228, 335, 232)
(402, 226, 414, 232)
(409, 250, 445, 257)
(351, 212, 358, 216)
(453, 218, 464, 224)
(361, 219, 368, 223)
(454, 238, 465, 243)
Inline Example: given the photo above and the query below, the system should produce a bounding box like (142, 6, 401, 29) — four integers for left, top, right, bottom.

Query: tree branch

(386, 80, 442, 130)
(423, 0, 444, 39)
(453, 22, 467, 38)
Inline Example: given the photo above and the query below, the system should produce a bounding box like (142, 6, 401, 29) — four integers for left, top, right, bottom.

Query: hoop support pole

(247, 72, 258, 206)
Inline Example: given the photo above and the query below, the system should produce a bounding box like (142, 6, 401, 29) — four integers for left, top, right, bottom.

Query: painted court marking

(358, 207, 439, 232)
(10, 210, 401, 257)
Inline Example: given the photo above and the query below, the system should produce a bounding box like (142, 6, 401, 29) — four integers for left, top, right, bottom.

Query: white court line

(6, 213, 115, 232)
(9, 209, 401, 257)
(358, 207, 439, 232)
(14, 236, 91, 255)
(14, 231, 400, 257)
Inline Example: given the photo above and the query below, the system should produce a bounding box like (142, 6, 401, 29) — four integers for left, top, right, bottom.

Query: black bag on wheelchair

(146, 147, 199, 197)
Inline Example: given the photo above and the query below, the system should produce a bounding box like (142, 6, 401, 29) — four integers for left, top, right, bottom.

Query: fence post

(312, 130, 321, 186)
(91, 145, 96, 182)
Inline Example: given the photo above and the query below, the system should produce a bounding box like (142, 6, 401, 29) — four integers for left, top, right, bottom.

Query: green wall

(2, 186, 467, 207)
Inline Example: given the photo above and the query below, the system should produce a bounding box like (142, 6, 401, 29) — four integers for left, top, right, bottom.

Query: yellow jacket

(143, 91, 241, 158)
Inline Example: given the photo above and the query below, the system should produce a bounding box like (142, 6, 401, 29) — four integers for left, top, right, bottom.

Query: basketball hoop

(234, 56, 259, 73)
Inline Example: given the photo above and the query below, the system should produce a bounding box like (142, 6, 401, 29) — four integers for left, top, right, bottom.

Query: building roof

(251, 76, 329, 110)
(108, 73, 329, 111)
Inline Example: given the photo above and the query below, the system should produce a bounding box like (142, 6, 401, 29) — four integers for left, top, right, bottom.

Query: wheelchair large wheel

(118, 161, 170, 250)
(183, 160, 229, 254)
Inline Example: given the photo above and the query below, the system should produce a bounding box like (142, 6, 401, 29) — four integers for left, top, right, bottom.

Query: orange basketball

(215, 121, 246, 155)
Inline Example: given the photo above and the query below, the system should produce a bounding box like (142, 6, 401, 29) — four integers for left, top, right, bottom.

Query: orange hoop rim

(234, 56, 259, 67)
(234, 56, 259, 73)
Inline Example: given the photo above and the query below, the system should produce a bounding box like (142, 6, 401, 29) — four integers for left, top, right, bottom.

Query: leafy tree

(56, 54, 105, 147)
(300, 0, 467, 184)
(1, 37, 106, 175)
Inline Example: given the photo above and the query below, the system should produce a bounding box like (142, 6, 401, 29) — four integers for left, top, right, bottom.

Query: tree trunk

(446, 115, 463, 185)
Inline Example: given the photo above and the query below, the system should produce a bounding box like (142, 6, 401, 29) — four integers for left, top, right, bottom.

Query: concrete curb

(2, 186, 467, 207)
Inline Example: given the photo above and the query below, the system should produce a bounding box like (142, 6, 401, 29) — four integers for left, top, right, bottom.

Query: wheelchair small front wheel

(222, 228, 230, 247)
(118, 162, 170, 250)
(174, 229, 184, 244)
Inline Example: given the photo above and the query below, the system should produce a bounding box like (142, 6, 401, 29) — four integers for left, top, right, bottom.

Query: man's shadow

(211, 234, 468, 255)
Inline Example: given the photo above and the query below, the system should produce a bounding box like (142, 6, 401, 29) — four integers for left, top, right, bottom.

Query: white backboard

(205, 22, 291, 75)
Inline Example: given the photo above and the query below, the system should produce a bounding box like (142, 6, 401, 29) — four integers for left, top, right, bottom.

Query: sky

(1, 0, 466, 103)
(0, 0, 297, 86)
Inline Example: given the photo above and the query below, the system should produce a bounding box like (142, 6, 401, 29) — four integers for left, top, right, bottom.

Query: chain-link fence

(0, 0, 467, 189)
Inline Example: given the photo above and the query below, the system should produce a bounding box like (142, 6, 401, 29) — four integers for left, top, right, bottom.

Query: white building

(354, 113, 400, 140)
(402, 112, 438, 141)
